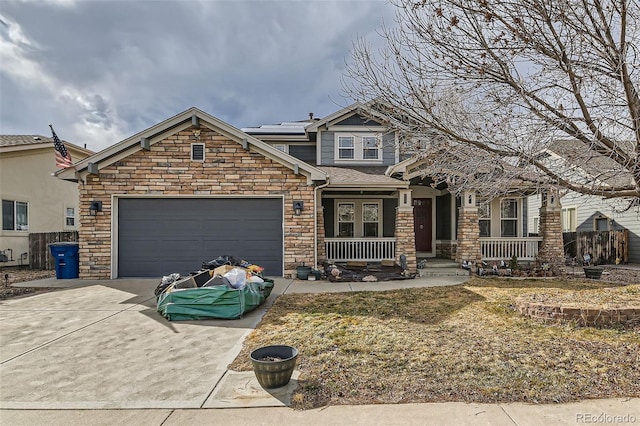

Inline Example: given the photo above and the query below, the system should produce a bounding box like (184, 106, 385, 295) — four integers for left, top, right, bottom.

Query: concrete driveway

(0, 277, 294, 410)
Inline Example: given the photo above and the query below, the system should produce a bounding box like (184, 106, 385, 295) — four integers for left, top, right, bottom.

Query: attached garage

(116, 198, 283, 277)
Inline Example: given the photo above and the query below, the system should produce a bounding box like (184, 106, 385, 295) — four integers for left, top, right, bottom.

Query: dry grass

(229, 277, 640, 409)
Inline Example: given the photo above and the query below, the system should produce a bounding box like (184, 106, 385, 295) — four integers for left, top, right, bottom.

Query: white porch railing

(325, 238, 396, 262)
(480, 237, 542, 261)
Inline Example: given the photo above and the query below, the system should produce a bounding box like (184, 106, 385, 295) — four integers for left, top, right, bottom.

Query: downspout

(314, 179, 330, 270)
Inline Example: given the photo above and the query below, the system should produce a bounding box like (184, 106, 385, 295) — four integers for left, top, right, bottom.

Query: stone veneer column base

(395, 207, 417, 273)
(455, 207, 481, 267)
(537, 208, 566, 274)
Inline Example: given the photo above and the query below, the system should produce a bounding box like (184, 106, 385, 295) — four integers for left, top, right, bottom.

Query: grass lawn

(229, 277, 640, 409)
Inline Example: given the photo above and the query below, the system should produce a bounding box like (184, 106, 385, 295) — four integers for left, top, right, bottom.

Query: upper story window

(2, 200, 28, 231)
(65, 207, 76, 227)
(335, 133, 382, 162)
(500, 199, 518, 237)
(272, 144, 288, 153)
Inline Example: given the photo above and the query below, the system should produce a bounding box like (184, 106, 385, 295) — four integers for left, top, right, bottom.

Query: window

(272, 144, 288, 153)
(595, 216, 609, 231)
(2, 200, 28, 231)
(500, 199, 518, 237)
(477, 198, 491, 237)
(561, 207, 577, 232)
(65, 207, 75, 227)
(335, 133, 382, 161)
(337, 203, 355, 237)
(362, 203, 379, 237)
(191, 143, 205, 161)
(362, 136, 379, 160)
(338, 136, 355, 159)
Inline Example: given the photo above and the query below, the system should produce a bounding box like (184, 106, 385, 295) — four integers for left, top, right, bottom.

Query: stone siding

(455, 207, 481, 265)
(395, 208, 417, 272)
(435, 241, 456, 260)
(537, 207, 565, 273)
(78, 126, 315, 279)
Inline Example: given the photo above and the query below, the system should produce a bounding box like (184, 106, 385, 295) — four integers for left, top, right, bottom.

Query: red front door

(413, 198, 433, 252)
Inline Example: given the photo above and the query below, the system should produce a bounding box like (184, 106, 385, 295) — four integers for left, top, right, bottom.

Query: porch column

(455, 190, 482, 268)
(537, 189, 565, 274)
(316, 205, 326, 266)
(395, 189, 417, 273)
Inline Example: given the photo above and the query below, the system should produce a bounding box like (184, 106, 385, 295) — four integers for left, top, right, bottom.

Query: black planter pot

(584, 267, 603, 279)
(250, 345, 298, 389)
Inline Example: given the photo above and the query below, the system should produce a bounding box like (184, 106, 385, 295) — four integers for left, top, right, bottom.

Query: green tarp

(156, 279, 274, 321)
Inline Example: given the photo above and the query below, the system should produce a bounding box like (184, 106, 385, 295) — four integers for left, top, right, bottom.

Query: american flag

(49, 124, 73, 168)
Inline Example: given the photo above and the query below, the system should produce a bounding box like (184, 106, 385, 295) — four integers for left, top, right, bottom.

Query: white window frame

(334, 133, 382, 163)
(2, 199, 29, 231)
(65, 207, 76, 228)
(272, 144, 288, 153)
(362, 202, 380, 237)
(337, 202, 355, 237)
(335, 200, 383, 238)
(477, 198, 491, 237)
(500, 198, 518, 237)
(561, 207, 577, 232)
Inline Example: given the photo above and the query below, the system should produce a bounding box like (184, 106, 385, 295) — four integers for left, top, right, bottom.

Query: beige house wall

(0, 146, 89, 267)
(78, 126, 316, 279)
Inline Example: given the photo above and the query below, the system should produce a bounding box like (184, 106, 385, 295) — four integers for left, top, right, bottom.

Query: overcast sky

(0, 0, 394, 152)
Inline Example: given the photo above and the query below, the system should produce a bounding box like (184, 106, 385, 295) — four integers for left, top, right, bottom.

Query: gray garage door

(117, 198, 283, 277)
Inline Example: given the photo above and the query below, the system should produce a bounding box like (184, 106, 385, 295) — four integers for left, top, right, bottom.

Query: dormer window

(335, 133, 382, 162)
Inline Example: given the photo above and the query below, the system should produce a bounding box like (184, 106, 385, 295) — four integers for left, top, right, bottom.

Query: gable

(56, 107, 326, 185)
(333, 114, 381, 127)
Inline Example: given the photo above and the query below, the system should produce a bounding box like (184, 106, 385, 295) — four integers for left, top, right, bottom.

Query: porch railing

(480, 237, 542, 261)
(325, 238, 396, 262)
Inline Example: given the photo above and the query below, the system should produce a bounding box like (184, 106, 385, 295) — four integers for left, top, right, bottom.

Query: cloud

(0, 0, 394, 151)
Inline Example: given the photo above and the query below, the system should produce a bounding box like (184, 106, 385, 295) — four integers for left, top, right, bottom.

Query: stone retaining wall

(517, 301, 640, 329)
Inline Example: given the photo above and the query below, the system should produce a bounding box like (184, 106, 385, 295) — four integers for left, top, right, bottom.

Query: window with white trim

(337, 203, 355, 237)
(362, 203, 380, 237)
(338, 136, 355, 159)
(500, 199, 518, 237)
(477, 198, 491, 237)
(561, 207, 577, 232)
(65, 207, 75, 227)
(272, 144, 288, 153)
(335, 133, 382, 162)
(2, 200, 28, 231)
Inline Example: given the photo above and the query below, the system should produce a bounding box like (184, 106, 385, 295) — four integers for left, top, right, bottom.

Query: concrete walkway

(1, 274, 638, 425)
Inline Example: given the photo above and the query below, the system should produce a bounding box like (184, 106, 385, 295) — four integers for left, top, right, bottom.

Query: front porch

(324, 236, 542, 263)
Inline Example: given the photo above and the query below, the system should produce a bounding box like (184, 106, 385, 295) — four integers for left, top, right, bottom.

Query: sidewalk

(1, 274, 638, 425)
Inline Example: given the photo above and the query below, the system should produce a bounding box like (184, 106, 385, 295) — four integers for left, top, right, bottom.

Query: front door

(413, 198, 433, 252)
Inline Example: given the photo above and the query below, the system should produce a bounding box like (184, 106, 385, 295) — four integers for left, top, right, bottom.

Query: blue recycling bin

(49, 242, 79, 279)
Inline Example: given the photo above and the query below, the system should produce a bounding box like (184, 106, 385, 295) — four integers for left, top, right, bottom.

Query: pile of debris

(155, 255, 273, 321)
(324, 259, 414, 282)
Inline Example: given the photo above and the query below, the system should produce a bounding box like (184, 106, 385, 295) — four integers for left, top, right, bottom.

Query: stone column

(537, 189, 565, 274)
(395, 189, 417, 273)
(455, 191, 482, 268)
(316, 205, 326, 267)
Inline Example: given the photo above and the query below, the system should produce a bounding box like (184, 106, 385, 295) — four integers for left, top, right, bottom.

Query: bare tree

(344, 0, 639, 203)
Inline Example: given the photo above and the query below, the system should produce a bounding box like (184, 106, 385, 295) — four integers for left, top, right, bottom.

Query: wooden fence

(29, 231, 79, 270)
(566, 229, 629, 265)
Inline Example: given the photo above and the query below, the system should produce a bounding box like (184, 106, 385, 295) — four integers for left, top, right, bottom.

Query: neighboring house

(527, 140, 639, 264)
(0, 135, 93, 267)
(56, 105, 563, 280)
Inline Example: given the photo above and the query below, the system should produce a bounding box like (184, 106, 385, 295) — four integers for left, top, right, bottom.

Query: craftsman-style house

(56, 105, 562, 279)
